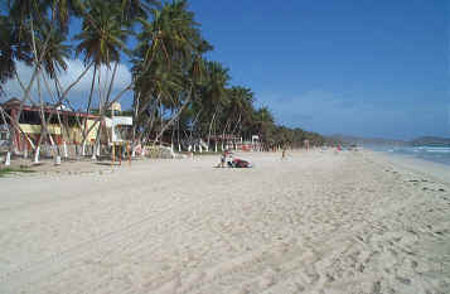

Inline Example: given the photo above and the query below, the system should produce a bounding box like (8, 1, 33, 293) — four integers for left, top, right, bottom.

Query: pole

(127, 142, 131, 165)
(111, 142, 115, 167)
(119, 143, 122, 166)
(5, 151, 11, 166)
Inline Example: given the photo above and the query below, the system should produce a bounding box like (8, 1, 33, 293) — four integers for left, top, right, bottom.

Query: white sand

(0, 150, 449, 293)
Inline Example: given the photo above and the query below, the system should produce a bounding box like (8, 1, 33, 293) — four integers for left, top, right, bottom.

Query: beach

(1, 150, 449, 293)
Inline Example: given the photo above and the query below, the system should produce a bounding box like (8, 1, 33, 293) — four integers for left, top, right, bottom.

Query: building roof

(1, 98, 99, 119)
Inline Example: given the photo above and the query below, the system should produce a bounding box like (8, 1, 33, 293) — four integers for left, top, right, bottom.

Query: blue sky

(187, 0, 448, 139)
(3, 0, 448, 139)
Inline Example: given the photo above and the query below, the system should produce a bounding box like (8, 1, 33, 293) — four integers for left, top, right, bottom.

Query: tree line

(0, 0, 327, 160)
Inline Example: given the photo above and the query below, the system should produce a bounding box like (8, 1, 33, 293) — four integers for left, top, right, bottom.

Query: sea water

(370, 145, 450, 166)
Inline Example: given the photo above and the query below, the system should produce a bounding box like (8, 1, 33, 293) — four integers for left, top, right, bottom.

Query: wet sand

(1, 150, 449, 293)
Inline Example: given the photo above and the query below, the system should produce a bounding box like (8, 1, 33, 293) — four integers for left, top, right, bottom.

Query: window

(19, 110, 41, 125)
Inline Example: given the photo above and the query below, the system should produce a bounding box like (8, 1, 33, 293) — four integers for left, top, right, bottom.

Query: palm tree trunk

(86, 64, 97, 115)
(13, 14, 54, 147)
(206, 106, 219, 152)
(53, 78, 70, 158)
(80, 64, 97, 156)
(105, 62, 119, 104)
(0, 106, 36, 152)
(154, 87, 193, 142)
(231, 112, 242, 135)
(177, 118, 181, 152)
(136, 93, 160, 143)
(41, 73, 65, 158)
(91, 66, 103, 160)
(35, 73, 57, 163)
(221, 119, 231, 150)
(12, 65, 40, 156)
(132, 90, 140, 157)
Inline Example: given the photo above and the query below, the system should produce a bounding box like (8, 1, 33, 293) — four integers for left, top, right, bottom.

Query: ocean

(369, 145, 450, 166)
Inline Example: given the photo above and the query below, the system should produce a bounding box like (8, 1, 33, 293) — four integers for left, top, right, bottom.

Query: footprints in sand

(316, 227, 430, 294)
(406, 178, 447, 193)
(384, 167, 450, 211)
(384, 167, 448, 194)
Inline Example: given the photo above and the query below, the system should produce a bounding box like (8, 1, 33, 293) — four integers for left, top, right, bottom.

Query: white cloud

(2, 59, 133, 109)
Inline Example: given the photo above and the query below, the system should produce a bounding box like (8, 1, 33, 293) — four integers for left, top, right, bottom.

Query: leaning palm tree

(3, 0, 84, 163)
(37, 24, 74, 159)
(133, 0, 212, 145)
(199, 61, 230, 150)
(75, 0, 128, 158)
(37, 24, 71, 79)
(28, 21, 74, 163)
(224, 86, 254, 138)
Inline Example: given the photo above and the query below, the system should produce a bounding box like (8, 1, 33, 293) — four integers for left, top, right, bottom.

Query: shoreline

(367, 149, 450, 184)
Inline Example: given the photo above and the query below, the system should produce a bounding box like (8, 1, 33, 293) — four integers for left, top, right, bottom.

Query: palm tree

(37, 24, 74, 158)
(29, 21, 71, 163)
(197, 61, 230, 150)
(224, 86, 254, 137)
(75, 0, 128, 158)
(0, 16, 16, 96)
(45, 0, 84, 31)
(3, 0, 82, 162)
(133, 0, 211, 145)
(76, 1, 127, 66)
(37, 25, 71, 79)
(117, 0, 160, 24)
(252, 106, 275, 150)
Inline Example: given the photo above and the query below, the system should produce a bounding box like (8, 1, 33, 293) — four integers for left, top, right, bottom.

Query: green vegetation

(0, 0, 327, 152)
(0, 167, 35, 177)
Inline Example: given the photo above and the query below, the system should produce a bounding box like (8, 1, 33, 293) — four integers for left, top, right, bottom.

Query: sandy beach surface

(1, 150, 449, 294)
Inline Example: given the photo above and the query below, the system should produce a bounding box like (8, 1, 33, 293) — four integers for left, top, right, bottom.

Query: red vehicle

(228, 158, 252, 168)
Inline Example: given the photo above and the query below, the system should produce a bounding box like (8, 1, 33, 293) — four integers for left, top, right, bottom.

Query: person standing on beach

(304, 139, 310, 151)
(220, 151, 226, 168)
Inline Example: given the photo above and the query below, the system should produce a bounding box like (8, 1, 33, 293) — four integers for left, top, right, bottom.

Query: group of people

(216, 147, 290, 169)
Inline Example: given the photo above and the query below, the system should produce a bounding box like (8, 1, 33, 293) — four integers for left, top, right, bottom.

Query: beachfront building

(0, 98, 100, 154)
(104, 102, 133, 144)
